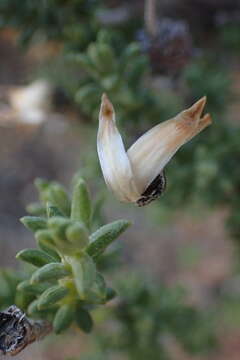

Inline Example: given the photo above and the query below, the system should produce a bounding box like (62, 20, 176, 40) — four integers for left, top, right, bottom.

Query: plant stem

(144, 0, 158, 37)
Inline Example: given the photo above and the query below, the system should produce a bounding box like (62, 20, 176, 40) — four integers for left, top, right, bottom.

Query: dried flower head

(97, 94, 212, 206)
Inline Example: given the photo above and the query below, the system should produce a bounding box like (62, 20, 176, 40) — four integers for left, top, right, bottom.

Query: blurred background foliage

(0, 0, 240, 359)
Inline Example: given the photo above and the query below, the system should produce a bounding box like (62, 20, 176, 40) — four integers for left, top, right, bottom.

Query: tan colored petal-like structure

(127, 97, 212, 193)
(97, 94, 140, 202)
(97, 94, 212, 204)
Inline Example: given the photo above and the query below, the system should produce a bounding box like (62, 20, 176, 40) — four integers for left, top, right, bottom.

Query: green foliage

(31, 263, 70, 283)
(16, 249, 56, 267)
(218, 23, 240, 52)
(87, 220, 131, 261)
(71, 178, 92, 228)
(14, 175, 130, 333)
(53, 304, 75, 334)
(0, 0, 100, 50)
(71, 30, 181, 123)
(38, 285, 69, 309)
(0, 3, 238, 358)
(35, 179, 71, 216)
(0, 269, 26, 310)
(184, 58, 232, 115)
(0, 173, 217, 359)
(76, 274, 216, 360)
(75, 306, 93, 333)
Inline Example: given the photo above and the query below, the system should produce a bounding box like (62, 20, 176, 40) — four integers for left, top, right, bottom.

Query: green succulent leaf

(27, 299, 41, 315)
(48, 217, 72, 250)
(20, 216, 47, 232)
(48, 183, 71, 217)
(105, 287, 117, 301)
(87, 220, 131, 260)
(69, 253, 96, 299)
(26, 202, 46, 216)
(75, 306, 93, 333)
(16, 249, 56, 267)
(71, 178, 92, 229)
(17, 280, 50, 295)
(36, 230, 61, 262)
(38, 285, 69, 310)
(31, 263, 70, 284)
(53, 304, 75, 334)
(66, 222, 89, 249)
(46, 203, 64, 218)
(27, 299, 56, 317)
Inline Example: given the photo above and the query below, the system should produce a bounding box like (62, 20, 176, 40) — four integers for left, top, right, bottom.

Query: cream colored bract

(97, 94, 212, 206)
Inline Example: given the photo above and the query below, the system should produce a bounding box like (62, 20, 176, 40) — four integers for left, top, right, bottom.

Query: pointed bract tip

(101, 93, 108, 102)
(200, 113, 212, 127)
(184, 96, 207, 119)
(100, 93, 114, 119)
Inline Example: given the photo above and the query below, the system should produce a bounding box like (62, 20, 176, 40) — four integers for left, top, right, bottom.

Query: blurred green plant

(70, 30, 182, 124)
(0, 269, 27, 310)
(0, 0, 100, 50)
(76, 274, 216, 360)
(218, 23, 240, 52)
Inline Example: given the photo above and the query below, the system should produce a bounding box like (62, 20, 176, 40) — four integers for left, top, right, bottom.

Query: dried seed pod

(97, 94, 212, 206)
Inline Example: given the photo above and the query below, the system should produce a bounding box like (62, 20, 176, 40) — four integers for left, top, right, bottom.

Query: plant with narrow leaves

(72, 274, 216, 360)
(71, 30, 181, 123)
(16, 175, 130, 334)
(0, 0, 100, 50)
(0, 270, 27, 311)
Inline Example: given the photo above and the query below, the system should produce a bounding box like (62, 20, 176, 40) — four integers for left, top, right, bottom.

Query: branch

(0, 305, 52, 356)
(144, 0, 158, 37)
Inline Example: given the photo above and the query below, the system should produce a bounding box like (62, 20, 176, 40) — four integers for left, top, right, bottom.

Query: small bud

(46, 203, 64, 218)
(16, 249, 55, 267)
(71, 178, 92, 229)
(35, 179, 71, 216)
(48, 183, 71, 216)
(48, 217, 71, 249)
(66, 223, 89, 249)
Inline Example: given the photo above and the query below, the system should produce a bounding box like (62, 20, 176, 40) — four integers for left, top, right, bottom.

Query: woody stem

(0, 305, 52, 356)
(144, 0, 158, 37)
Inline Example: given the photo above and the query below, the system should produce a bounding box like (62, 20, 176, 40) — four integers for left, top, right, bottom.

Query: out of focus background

(1, 0, 240, 359)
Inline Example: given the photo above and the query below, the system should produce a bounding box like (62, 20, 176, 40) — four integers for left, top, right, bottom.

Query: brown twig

(0, 305, 52, 356)
(144, 0, 158, 37)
